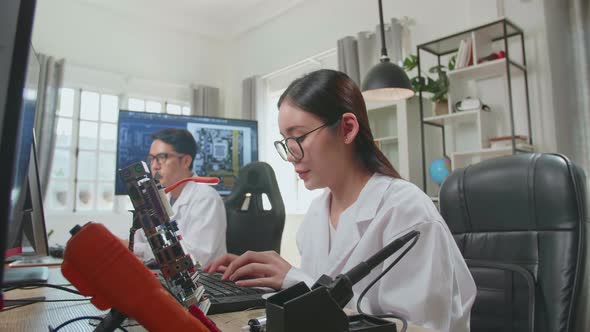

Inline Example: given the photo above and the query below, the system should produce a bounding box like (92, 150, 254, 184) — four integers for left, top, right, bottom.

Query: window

(47, 90, 191, 213)
(127, 98, 190, 115)
(260, 49, 337, 214)
(46, 88, 75, 211)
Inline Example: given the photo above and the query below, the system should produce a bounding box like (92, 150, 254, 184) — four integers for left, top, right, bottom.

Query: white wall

(224, 0, 557, 153)
(468, 0, 557, 152)
(32, 0, 564, 251)
(224, 0, 469, 119)
(32, 0, 227, 89)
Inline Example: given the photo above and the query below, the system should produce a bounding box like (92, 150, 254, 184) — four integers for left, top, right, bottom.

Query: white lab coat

(133, 181, 227, 266)
(282, 174, 476, 332)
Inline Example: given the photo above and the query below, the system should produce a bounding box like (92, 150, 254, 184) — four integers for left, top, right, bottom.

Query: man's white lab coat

(133, 181, 227, 266)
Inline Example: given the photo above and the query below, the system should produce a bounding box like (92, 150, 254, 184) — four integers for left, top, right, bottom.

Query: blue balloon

(429, 158, 451, 185)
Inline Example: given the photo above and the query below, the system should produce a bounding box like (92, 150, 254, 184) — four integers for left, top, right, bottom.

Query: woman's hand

(203, 253, 239, 274)
(206, 251, 292, 290)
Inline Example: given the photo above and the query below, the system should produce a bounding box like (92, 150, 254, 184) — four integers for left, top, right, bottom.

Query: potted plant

(403, 54, 456, 116)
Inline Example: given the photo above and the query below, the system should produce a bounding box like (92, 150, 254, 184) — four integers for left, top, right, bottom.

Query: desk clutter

(1, 161, 426, 331)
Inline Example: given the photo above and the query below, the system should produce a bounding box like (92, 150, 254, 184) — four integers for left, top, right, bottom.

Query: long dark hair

(277, 69, 401, 179)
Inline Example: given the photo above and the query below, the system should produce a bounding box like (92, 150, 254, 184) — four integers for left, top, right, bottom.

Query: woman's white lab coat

(133, 181, 227, 266)
(282, 174, 476, 332)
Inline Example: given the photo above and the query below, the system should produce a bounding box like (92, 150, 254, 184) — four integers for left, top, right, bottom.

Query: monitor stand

(2, 267, 50, 307)
(8, 255, 63, 268)
(2, 266, 49, 286)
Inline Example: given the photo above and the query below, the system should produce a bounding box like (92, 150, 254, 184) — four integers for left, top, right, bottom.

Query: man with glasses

(132, 128, 227, 266)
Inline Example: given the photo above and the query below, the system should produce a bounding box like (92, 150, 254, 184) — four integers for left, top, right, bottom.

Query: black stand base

(94, 308, 127, 332)
(266, 282, 396, 332)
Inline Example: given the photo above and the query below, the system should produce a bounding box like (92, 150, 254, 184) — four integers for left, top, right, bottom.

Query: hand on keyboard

(204, 251, 291, 290)
(196, 270, 273, 314)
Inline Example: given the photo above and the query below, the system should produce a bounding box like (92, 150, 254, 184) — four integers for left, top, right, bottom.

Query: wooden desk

(0, 268, 434, 331)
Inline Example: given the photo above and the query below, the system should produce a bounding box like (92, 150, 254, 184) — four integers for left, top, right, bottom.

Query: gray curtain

(544, 0, 589, 330)
(337, 36, 361, 86)
(190, 85, 220, 117)
(241, 76, 260, 121)
(569, 0, 590, 180)
(34, 54, 64, 197)
(338, 18, 405, 85)
(569, 1, 590, 331)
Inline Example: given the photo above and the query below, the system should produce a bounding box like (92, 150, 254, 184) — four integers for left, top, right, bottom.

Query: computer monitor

(0, 0, 39, 293)
(3, 132, 56, 282)
(116, 110, 259, 196)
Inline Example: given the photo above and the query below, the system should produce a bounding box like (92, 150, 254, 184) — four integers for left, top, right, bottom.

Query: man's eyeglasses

(273, 120, 338, 162)
(145, 152, 184, 165)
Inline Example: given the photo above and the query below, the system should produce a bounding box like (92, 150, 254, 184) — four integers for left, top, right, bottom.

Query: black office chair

(439, 153, 587, 332)
(225, 161, 286, 255)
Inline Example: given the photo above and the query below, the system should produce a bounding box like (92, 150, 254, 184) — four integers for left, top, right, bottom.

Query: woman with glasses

(204, 69, 475, 331)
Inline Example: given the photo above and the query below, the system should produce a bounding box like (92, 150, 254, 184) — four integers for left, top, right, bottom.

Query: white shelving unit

(417, 18, 533, 194)
(367, 96, 429, 187)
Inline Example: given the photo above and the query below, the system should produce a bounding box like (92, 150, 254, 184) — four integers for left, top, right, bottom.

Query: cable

(0, 301, 36, 312)
(49, 316, 104, 331)
(355, 233, 420, 332)
(164, 176, 219, 193)
(2, 283, 81, 296)
(49, 315, 129, 332)
(1, 298, 91, 312)
(18, 298, 90, 303)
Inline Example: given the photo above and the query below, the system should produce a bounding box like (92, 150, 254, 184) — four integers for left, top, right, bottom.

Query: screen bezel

(0, 0, 38, 292)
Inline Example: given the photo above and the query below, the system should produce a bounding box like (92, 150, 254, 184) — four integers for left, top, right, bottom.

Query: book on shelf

(455, 39, 473, 69)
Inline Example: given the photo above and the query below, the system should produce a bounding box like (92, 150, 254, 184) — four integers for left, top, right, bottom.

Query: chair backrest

(225, 161, 286, 255)
(440, 153, 587, 332)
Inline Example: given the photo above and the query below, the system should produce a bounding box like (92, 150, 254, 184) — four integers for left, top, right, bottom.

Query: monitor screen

(4, 48, 39, 258)
(3, 49, 39, 260)
(0, 0, 38, 292)
(116, 110, 258, 196)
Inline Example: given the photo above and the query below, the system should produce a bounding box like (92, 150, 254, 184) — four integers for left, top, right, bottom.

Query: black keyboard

(197, 272, 272, 314)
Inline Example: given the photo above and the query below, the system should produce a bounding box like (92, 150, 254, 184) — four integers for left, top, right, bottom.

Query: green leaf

(403, 54, 418, 71)
(448, 55, 457, 71)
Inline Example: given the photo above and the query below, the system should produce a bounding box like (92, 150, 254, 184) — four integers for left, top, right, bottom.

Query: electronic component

(61, 223, 211, 331)
(118, 161, 207, 311)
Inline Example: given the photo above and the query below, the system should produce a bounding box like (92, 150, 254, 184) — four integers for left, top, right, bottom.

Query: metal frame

(417, 18, 532, 194)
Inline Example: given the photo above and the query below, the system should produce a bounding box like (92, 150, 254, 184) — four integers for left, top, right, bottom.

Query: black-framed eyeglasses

(273, 120, 338, 162)
(145, 152, 185, 165)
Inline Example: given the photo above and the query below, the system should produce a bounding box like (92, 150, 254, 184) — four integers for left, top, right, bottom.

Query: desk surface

(0, 267, 434, 331)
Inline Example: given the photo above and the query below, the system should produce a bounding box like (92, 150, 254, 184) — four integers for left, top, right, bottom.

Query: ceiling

(77, 0, 307, 39)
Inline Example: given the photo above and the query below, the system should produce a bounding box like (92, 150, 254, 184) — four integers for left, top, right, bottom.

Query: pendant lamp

(361, 0, 414, 101)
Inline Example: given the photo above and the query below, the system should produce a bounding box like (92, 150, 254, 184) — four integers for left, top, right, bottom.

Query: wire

(164, 176, 219, 193)
(2, 283, 81, 296)
(49, 315, 129, 332)
(1, 298, 91, 312)
(355, 233, 420, 332)
(50, 316, 104, 331)
(20, 298, 90, 303)
(0, 301, 36, 312)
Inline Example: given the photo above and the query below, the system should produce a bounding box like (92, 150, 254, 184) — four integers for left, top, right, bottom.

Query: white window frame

(46, 90, 191, 215)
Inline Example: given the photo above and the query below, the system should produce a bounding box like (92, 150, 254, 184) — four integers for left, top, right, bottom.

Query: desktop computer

(115, 110, 258, 197)
(4, 134, 61, 282)
(0, 0, 57, 290)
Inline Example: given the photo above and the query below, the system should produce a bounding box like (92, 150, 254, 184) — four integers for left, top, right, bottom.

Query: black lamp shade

(361, 59, 414, 101)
